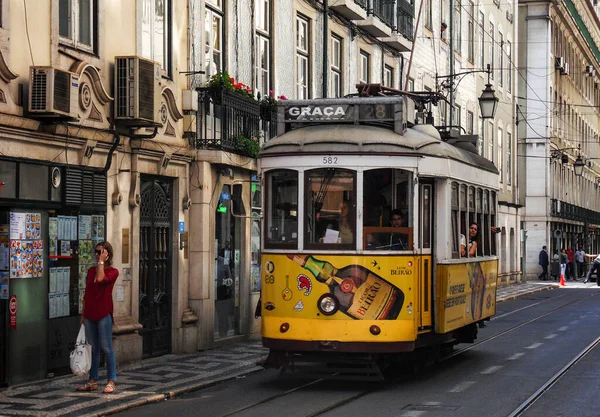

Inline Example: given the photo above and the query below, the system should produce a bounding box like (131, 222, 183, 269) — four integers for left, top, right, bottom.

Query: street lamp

(574, 155, 585, 177)
(436, 64, 498, 121)
(478, 83, 499, 119)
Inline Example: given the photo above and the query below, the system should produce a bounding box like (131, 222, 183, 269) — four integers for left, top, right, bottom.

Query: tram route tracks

(506, 334, 600, 416)
(446, 290, 600, 360)
(217, 291, 600, 417)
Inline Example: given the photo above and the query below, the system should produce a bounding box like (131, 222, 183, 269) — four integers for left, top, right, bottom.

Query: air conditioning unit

(586, 65, 594, 75)
(555, 57, 565, 70)
(114, 56, 162, 126)
(561, 62, 569, 75)
(28, 67, 79, 119)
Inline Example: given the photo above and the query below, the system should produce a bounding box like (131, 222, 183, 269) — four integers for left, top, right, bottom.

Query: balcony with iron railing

(371, 0, 395, 27)
(329, 0, 368, 20)
(551, 198, 600, 225)
(195, 86, 277, 158)
(395, 0, 414, 41)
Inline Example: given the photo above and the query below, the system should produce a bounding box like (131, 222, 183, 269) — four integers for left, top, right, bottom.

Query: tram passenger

(389, 210, 409, 250)
(320, 200, 354, 243)
(460, 222, 479, 257)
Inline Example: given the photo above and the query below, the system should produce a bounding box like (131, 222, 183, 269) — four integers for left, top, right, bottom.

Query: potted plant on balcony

(258, 90, 287, 121)
(236, 133, 262, 158)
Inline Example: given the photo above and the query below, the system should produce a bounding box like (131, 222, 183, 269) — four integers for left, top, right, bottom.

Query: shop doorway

(214, 184, 243, 340)
(139, 177, 173, 357)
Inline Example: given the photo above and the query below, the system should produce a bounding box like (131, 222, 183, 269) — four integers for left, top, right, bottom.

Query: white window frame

(454, 0, 461, 53)
(330, 34, 342, 98)
(498, 126, 503, 182)
(489, 22, 494, 79)
(498, 32, 503, 87)
(467, 1, 474, 63)
(384, 64, 394, 88)
(507, 40, 512, 93)
(478, 12, 484, 69)
(255, 34, 270, 97)
(140, 0, 171, 73)
(506, 131, 512, 185)
(359, 50, 370, 84)
(255, 0, 271, 97)
(488, 121, 494, 162)
(296, 14, 310, 99)
(205, 4, 224, 80)
(467, 110, 474, 134)
(59, 0, 95, 53)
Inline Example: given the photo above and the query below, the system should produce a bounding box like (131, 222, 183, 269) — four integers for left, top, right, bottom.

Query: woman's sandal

(75, 381, 98, 392)
(103, 381, 116, 394)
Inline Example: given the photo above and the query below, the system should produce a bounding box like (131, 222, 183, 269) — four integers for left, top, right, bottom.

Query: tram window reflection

(264, 170, 298, 248)
(305, 168, 356, 248)
(363, 168, 413, 250)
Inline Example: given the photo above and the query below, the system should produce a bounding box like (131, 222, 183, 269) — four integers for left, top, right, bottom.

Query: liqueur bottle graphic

(287, 255, 404, 320)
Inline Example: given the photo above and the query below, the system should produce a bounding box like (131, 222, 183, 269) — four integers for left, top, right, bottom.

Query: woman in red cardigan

(76, 241, 119, 394)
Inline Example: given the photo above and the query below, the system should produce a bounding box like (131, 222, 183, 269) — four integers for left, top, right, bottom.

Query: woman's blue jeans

(84, 315, 117, 382)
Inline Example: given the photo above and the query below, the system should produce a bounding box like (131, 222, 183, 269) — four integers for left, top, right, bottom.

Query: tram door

(418, 182, 433, 328)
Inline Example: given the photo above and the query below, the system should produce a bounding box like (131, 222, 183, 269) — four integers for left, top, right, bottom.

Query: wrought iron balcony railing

(371, 0, 395, 27)
(396, 0, 414, 41)
(355, 0, 367, 9)
(551, 198, 600, 225)
(196, 86, 278, 157)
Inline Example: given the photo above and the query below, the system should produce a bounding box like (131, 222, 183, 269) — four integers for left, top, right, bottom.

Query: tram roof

(260, 124, 499, 175)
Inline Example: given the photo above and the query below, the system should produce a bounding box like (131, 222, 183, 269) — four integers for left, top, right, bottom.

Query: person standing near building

(583, 253, 600, 284)
(575, 246, 586, 278)
(76, 241, 119, 394)
(566, 246, 575, 280)
(538, 246, 549, 281)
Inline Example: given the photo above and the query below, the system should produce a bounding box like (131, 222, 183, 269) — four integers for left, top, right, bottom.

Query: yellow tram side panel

(261, 254, 422, 343)
(435, 260, 498, 334)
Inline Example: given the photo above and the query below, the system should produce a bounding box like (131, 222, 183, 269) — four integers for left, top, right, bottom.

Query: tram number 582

(322, 156, 338, 165)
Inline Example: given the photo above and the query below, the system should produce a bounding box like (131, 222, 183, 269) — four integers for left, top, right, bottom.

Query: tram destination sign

(277, 97, 406, 135)
(282, 99, 398, 123)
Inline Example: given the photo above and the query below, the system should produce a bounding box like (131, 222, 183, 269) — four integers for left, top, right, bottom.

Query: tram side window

(305, 168, 356, 248)
(264, 170, 298, 248)
(363, 168, 413, 250)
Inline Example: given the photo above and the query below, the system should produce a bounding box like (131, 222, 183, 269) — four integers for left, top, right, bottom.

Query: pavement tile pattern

(0, 281, 565, 417)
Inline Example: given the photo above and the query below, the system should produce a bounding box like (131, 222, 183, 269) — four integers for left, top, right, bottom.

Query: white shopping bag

(70, 324, 92, 377)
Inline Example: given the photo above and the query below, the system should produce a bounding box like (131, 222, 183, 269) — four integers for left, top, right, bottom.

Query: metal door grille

(139, 178, 172, 357)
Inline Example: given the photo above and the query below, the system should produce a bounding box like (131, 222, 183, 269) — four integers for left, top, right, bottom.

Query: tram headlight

(317, 294, 339, 316)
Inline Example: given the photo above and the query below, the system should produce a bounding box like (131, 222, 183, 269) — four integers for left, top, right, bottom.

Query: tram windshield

(363, 168, 413, 251)
(264, 170, 298, 248)
(305, 168, 356, 249)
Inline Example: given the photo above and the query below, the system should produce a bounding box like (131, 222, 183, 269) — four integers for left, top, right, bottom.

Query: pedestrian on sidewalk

(560, 249, 568, 281)
(566, 246, 575, 280)
(76, 241, 119, 394)
(575, 246, 586, 278)
(551, 250, 560, 280)
(538, 246, 549, 281)
(583, 253, 600, 285)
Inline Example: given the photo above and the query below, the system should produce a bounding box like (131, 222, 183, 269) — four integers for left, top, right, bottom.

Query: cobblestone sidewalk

(0, 281, 562, 417)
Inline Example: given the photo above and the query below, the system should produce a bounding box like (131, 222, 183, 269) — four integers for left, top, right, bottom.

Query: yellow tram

(258, 92, 499, 375)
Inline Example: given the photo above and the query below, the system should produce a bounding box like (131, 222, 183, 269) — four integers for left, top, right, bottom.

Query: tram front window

(305, 168, 356, 248)
(265, 170, 298, 248)
(363, 168, 413, 251)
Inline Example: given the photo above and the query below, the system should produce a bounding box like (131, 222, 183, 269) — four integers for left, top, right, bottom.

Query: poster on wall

(49, 217, 58, 257)
(48, 267, 70, 319)
(0, 271, 8, 299)
(9, 213, 26, 240)
(10, 240, 33, 278)
(78, 215, 92, 240)
(9, 212, 44, 279)
(0, 236, 8, 271)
